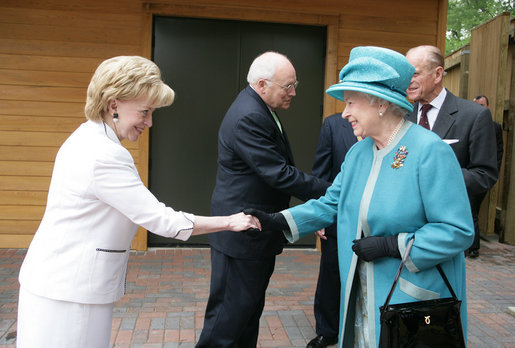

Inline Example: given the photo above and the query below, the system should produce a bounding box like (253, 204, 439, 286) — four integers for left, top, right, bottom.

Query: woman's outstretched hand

(227, 212, 261, 234)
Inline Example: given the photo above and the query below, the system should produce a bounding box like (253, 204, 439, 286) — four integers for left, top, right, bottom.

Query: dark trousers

(313, 228, 340, 338)
(196, 247, 276, 348)
(469, 192, 487, 251)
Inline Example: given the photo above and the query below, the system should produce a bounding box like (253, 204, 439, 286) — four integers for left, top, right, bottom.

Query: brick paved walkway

(1, 239, 514, 347)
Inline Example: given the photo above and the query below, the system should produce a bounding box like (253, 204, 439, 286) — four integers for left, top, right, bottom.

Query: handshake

(241, 209, 288, 236)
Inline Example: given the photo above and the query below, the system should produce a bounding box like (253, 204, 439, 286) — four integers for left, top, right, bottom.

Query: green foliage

(446, 0, 514, 55)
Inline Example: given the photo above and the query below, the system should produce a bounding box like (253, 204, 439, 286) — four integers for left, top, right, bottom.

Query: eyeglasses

(266, 79, 299, 91)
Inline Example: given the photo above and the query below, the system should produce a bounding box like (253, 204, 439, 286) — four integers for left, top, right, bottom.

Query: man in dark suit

(306, 114, 357, 348)
(405, 45, 498, 258)
(471, 95, 504, 252)
(473, 95, 504, 171)
(197, 51, 330, 347)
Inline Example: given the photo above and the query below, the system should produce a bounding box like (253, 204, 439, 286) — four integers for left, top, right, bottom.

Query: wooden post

(131, 6, 154, 251)
(500, 31, 515, 244)
(459, 48, 470, 99)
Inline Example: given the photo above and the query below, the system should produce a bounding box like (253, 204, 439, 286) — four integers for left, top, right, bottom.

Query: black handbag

(379, 239, 466, 348)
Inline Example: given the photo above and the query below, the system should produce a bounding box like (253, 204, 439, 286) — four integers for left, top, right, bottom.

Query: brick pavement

(1, 239, 514, 347)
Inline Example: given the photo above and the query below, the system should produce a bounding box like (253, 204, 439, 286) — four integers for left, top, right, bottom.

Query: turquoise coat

(283, 122, 473, 347)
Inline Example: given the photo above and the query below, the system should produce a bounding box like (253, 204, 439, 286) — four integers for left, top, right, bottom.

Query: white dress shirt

(416, 88, 447, 130)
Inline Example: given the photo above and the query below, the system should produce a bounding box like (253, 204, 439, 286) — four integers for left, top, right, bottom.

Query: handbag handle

(381, 238, 458, 312)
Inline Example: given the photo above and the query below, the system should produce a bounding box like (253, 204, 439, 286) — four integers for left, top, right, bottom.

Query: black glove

(243, 208, 289, 232)
(244, 227, 262, 237)
(352, 235, 400, 262)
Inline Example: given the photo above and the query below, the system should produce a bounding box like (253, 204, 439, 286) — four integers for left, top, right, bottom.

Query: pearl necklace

(385, 118, 405, 147)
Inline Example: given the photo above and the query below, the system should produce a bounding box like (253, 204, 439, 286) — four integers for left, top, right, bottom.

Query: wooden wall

(0, 0, 447, 250)
(469, 14, 511, 239)
(443, 14, 514, 244)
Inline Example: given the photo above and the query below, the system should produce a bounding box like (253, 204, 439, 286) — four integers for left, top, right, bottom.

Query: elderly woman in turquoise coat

(246, 46, 474, 347)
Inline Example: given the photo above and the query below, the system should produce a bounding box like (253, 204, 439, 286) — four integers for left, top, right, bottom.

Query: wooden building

(0, 0, 448, 250)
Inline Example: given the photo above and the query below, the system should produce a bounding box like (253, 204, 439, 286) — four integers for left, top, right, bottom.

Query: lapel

(245, 86, 295, 164)
(274, 111, 295, 165)
(406, 104, 418, 123)
(246, 86, 283, 135)
(431, 90, 458, 139)
(405, 89, 458, 139)
(270, 110, 284, 136)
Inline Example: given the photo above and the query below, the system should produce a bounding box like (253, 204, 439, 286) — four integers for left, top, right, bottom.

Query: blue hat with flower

(326, 46, 415, 112)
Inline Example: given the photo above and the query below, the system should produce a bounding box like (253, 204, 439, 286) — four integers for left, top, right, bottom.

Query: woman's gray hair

(247, 51, 291, 85)
(361, 92, 408, 117)
(85, 56, 175, 122)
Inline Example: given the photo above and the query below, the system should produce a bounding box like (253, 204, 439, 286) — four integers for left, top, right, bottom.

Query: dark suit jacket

(210, 86, 330, 259)
(312, 114, 358, 182)
(406, 90, 498, 196)
(311, 114, 357, 238)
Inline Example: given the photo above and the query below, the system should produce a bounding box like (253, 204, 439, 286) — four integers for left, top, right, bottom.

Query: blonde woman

(17, 56, 260, 348)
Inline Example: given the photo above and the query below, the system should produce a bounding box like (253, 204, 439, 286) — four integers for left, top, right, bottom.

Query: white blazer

(19, 120, 195, 304)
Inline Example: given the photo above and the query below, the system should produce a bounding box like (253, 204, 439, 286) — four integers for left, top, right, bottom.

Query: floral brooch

(391, 145, 408, 169)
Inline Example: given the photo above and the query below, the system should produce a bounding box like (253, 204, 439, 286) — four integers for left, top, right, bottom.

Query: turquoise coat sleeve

(282, 165, 343, 243)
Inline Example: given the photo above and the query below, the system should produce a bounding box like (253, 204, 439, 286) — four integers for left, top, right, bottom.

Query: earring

(379, 111, 384, 117)
(113, 113, 118, 123)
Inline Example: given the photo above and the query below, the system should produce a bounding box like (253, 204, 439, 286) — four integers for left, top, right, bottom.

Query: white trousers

(17, 287, 114, 348)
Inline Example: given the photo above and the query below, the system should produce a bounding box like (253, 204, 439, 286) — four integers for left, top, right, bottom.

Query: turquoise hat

(326, 46, 415, 112)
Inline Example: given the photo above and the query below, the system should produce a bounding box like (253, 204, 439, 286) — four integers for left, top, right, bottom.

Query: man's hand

(315, 228, 327, 240)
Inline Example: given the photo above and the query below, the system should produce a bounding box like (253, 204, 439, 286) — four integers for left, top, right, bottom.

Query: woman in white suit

(16, 56, 260, 348)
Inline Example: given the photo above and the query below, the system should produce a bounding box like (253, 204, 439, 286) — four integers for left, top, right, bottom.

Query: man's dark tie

(418, 104, 432, 130)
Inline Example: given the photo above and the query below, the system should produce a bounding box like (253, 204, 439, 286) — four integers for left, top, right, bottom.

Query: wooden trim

(323, 21, 339, 116)
(495, 14, 511, 124)
(444, 56, 461, 70)
(131, 6, 154, 251)
(499, 20, 514, 243)
(458, 48, 470, 99)
(436, 0, 448, 53)
(501, 44, 515, 243)
(145, 2, 338, 25)
(444, 45, 469, 70)
(485, 14, 511, 236)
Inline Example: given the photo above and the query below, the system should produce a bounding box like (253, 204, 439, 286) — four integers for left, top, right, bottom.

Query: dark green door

(150, 16, 326, 247)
